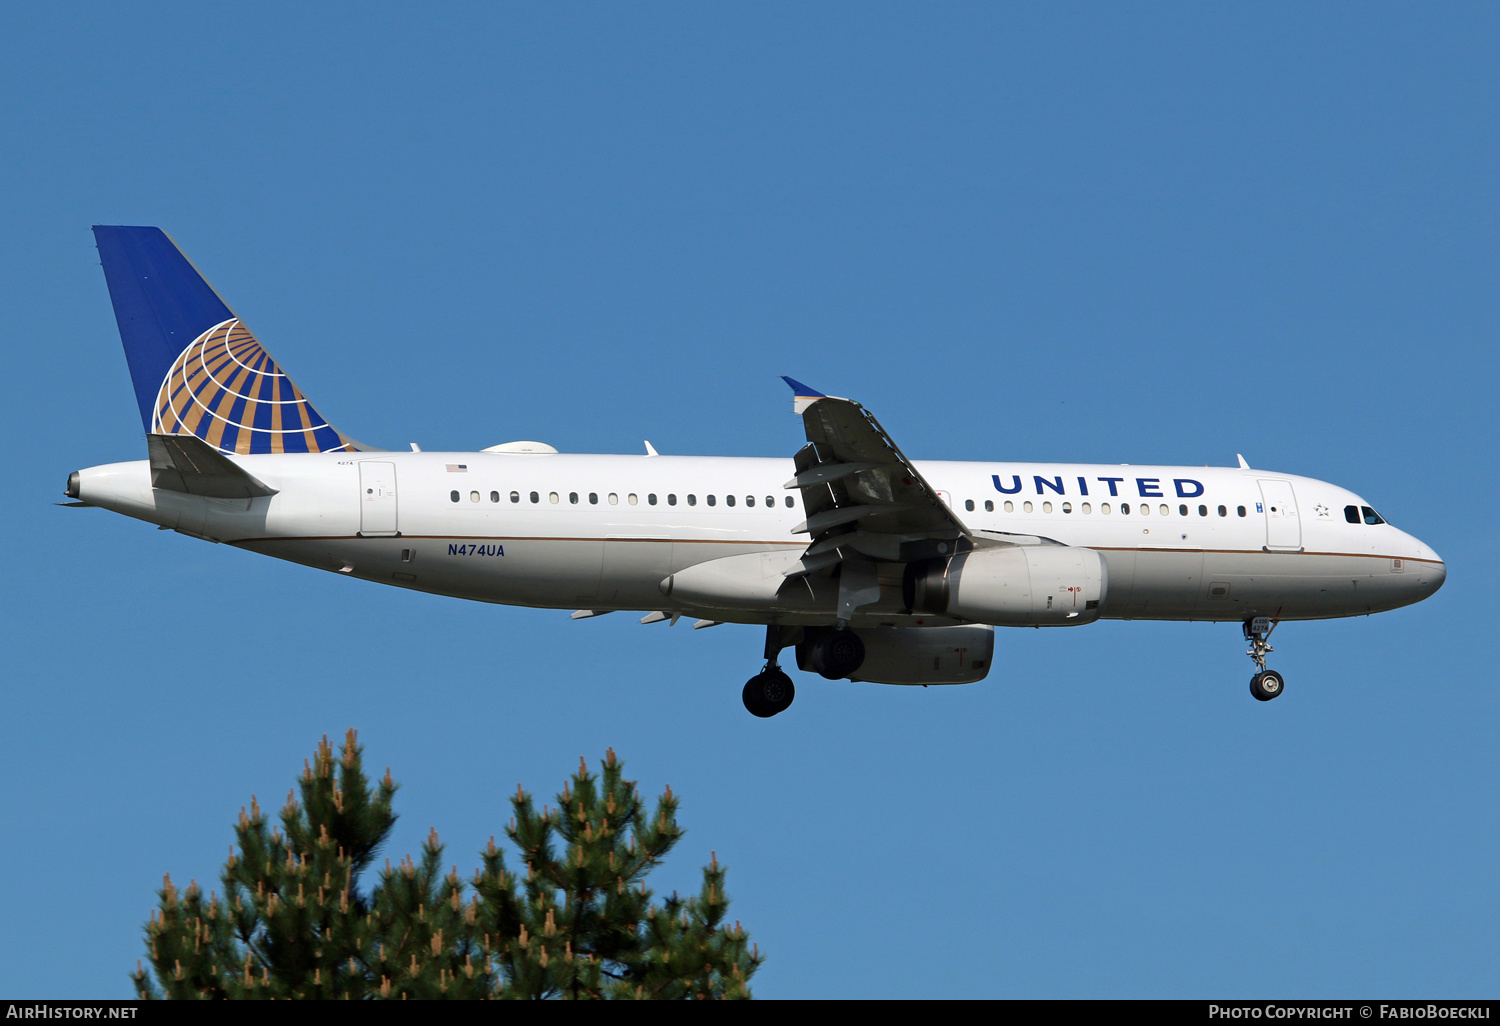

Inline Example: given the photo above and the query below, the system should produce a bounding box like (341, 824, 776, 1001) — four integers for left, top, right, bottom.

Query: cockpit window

(1362, 506, 1385, 526)
(1345, 505, 1361, 524)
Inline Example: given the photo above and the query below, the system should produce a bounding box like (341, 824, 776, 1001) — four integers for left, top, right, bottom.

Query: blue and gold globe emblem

(152, 319, 354, 454)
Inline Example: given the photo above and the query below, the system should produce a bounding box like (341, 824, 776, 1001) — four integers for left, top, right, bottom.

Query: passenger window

(1004, 500, 1014, 512)
(490, 491, 500, 503)
(469, 491, 479, 503)
(1062, 502, 1072, 514)
(766, 496, 775, 508)
(648, 493, 657, 505)
(510, 491, 520, 503)
(1218, 505, 1227, 517)
(1081, 502, 1091, 514)
(965, 499, 975, 511)
(1119, 503, 1130, 516)
(1042, 501, 1053, 513)
(530, 491, 539, 504)
(707, 495, 716, 506)
(1023, 501, 1034, 513)
(1237, 506, 1247, 517)
(589, 493, 599, 505)
(1140, 504, 1149, 515)
(608, 493, 618, 505)
(549, 492, 559, 504)
(668, 494, 677, 506)
(687, 494, 697, 506)
(1178, 504, 1187, 516)
(1198, 505, 1207, 517)
(569, 492, 578, 504)
(1362, 506, 1385, 525)
(1160, 504, 1170, 516)
(628, 493, 638, 505)
(1345, 505, 1360, 524)
(746, 495, 755, 507)
(450, 490, 460, 503)
(984, 500, 994, 512)
(785, 496, 794, 508)
(726, 494, 735, 507)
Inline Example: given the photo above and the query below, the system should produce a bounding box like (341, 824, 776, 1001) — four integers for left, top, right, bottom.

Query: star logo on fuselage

(1314, 504, 1330, 518)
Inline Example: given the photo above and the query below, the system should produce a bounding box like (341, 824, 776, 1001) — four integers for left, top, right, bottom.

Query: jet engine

(903, 545, 1107, 627)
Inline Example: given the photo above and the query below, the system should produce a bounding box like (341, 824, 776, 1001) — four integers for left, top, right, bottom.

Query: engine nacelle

(796, 625, 994, 685)
(904, 545, 1107, 626)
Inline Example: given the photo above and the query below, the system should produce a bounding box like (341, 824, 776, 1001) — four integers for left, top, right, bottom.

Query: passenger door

(359, 462, 399, 536)
(1257, 479, 1301, 551)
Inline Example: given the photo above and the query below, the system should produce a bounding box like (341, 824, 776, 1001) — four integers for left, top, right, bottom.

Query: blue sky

(3, 3, 1496, 998)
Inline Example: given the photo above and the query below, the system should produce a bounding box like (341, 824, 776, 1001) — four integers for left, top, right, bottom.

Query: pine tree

(132, 730, 762, 999)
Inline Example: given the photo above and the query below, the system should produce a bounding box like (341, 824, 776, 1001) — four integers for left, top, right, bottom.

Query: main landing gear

(740, 625, 871, 717)
(803, 628, 865, 681)
(1244, 616, 1285, 702)
(743, 625, 800, 718)
(743, 667, 795, 718)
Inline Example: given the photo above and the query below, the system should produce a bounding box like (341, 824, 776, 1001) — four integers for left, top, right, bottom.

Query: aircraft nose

(1425, 557, 1447, 596)
(1407, 533, 1445, 599)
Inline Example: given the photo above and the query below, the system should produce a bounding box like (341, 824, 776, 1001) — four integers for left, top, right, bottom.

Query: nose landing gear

(1244, 616, 1284, 702)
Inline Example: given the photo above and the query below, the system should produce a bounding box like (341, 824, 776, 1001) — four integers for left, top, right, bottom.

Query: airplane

(65, 226, 1447, 717)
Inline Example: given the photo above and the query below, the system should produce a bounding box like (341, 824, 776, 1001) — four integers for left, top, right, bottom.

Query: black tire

(1249, 670, 1285, 702)
(742, 670, 795, 718)
(760, 669, 795, 714)
(811, 629, 866, 680)
(742, 676, 772, 717)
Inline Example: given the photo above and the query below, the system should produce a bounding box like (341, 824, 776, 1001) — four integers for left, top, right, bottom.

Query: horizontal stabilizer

(148, 433, 277, 499)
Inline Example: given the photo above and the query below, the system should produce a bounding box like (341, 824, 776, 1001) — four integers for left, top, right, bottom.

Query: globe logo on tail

(153, 319, 355, 454)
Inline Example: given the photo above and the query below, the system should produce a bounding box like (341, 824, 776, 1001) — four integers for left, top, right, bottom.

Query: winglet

(1236, 454, 1251, 470)
(782, 376, 828, 415)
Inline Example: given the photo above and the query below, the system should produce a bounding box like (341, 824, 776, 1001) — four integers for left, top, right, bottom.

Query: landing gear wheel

(1242, 617, 1283, 702)
(742, 668, 795, 718)
(1249, 670, 1285, 702)
(811, 629, 866, 680)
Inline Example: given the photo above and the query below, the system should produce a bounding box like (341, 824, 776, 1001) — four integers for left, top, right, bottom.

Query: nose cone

(1423, 554, 1447, 597)
(1405, 531, 1445, 602)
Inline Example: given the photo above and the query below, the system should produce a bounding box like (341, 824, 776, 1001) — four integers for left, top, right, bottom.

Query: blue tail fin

(92, 226, 358, 454)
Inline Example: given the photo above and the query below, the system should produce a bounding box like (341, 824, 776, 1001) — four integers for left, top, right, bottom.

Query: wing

(781, 378, 969, 577)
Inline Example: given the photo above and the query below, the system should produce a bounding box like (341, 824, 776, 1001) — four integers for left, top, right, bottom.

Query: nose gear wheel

(1243, 617, 1285, 701)
(1249, 670, 1284, 702)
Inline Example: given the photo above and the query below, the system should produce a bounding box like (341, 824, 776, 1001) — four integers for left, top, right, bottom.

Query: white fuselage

(73, 451, 1446, 626)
